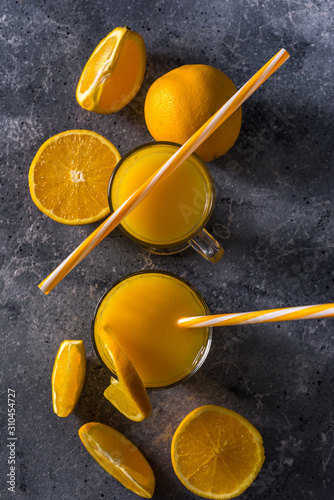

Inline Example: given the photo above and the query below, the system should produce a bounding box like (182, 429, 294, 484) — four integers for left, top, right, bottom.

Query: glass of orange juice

(108, 142, 224, 263)
(91, 271, 212, 390)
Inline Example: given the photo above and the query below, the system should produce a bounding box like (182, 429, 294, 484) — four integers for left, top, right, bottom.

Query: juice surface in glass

(109, 143, 214, 249)
(93, 272, 211, 389)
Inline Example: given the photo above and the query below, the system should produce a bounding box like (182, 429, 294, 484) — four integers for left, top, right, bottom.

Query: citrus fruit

(100, 325, 151, 421)
(51, 340, 86, 417)
(144, 64, 242, 162)
(76, 26, 146, 114)
(171, 405, 265, 499)
(29, 130, 121, 225)
(79, 422, 155, 498)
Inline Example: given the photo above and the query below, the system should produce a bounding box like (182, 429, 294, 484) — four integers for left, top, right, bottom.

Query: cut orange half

(51, 340, 86, 417)
(99, 325, 151, 422)
(76, 27, 146, 114)
(79, 422, 155, 498)
(171, 405, 265, 499)
(29, 130, 121, 225)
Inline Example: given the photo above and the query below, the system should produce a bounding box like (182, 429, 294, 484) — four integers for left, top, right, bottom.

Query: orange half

(171, 405, 265, 499)
(29, 130, 121, 224)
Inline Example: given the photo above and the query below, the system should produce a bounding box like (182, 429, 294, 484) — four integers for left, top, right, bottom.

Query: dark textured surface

(1, 1, 333, 499)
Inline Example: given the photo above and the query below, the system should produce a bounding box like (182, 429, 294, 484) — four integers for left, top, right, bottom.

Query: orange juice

(109, 142, 214, 250)
(92, 271, 211, 389)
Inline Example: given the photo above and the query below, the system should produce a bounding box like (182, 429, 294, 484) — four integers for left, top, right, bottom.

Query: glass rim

(91, 269, 213, 391)
(107, 141, 216, 250)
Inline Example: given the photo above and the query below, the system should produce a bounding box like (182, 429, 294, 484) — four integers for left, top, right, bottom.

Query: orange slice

(29, 130, 121, 225)
(79, 422, 155, 498)
(171, 405, 265, 499)
(51, 340, 86, 417)
(76, 27, 146, 114)
(100, 325, 151, 421)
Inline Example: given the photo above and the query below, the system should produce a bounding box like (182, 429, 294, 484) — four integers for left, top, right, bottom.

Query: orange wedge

(29, 130, 121, 225)
(171, 405, 265, 499)
(51, 340, 86, 417)
(76, 27, 146, 114)
(99, 325, 151, 421)
(79, 422, 155, 498)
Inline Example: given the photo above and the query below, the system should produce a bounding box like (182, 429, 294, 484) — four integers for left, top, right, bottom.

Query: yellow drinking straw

(39, 49, 289, 294)
(177, 303, 334, 328)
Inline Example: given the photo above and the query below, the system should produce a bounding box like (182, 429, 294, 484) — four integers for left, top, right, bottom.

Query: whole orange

(144, 64, 242, 162)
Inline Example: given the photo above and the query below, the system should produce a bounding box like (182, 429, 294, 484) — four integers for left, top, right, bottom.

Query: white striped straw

(177, 303, 334, 328)
(39, 49, 289, 294)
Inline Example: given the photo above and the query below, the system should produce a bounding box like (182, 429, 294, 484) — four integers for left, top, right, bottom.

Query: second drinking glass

(92, 270, 212, 390)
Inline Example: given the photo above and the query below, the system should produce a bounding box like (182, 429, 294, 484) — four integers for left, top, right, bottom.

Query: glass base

(145, 241, 190, 255)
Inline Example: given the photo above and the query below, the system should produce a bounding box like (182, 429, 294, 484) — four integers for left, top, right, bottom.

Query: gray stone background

(1, 0, 333, 499)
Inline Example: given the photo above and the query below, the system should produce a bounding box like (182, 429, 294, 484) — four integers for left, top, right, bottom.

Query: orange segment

(76, 27, 146, 114)
(79, 422, 155, 498)
(171, 405, 265, 499)
(29, 130, 121, 224)
(51, 340, 86, 417)
(100, 325, 151, 421)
